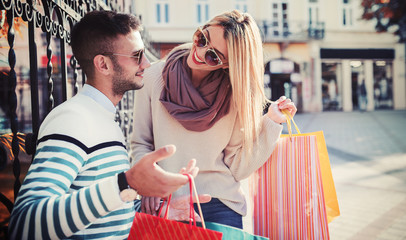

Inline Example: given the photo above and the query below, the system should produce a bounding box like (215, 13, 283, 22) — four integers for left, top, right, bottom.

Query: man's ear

(93, 55, 112, 76)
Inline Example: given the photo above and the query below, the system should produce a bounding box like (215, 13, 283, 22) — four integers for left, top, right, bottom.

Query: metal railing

(0, 1, 158, 237)
(258, 19, 325, 42)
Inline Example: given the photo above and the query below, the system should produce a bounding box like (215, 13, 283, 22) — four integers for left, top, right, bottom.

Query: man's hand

(159, 194, 212, 222)
(139, 154, 201, 216)
(125, 145, 198, 197)
(267, 96, 297, 124)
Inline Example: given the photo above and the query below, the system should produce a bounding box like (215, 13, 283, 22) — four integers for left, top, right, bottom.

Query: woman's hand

(159, 194, 212, 221)
(266, 96, 297, 124)
(141, 196, 162, 216)
(141, 157, 201, 216)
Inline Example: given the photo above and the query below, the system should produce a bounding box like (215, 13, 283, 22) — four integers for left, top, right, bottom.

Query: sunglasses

(193, 27, 224, 67)
(102, 49, 144, 65)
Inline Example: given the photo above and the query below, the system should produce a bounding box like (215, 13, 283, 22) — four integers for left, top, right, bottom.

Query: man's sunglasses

(102, 49, 144, 65)
(193, 27, 224, 67)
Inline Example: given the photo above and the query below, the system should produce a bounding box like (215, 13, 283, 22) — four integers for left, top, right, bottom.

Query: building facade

(133, 0, 406, 112)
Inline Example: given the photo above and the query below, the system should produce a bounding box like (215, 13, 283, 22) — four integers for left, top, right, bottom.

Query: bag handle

(158, 194, 172, 219)
(185, 173, 206, 229)
(282, 109, 301, 137)
(157, 174, 207, 229)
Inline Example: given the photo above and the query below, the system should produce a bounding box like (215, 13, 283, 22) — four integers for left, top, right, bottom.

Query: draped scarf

(160, 47, 232, 132)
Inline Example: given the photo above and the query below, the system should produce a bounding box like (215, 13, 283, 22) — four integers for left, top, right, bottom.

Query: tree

(361, 0, 406, 42)
(1, 10, 27, 65)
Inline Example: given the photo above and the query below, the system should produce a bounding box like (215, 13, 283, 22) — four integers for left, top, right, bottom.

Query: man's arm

(9, 141, 198, 239)
(8, 137, 128, 239)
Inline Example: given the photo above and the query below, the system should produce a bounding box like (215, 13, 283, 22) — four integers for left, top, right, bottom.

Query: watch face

(120, 188, 138, 202)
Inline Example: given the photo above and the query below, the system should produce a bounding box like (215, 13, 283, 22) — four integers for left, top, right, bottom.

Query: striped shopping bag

(250, 112, 339, 239)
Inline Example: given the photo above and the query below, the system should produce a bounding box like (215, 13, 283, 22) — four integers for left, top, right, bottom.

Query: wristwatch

(117, 172, 138, 202)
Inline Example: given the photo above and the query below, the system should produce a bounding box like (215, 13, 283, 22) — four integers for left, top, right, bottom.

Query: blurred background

(1, 0, 405, 239)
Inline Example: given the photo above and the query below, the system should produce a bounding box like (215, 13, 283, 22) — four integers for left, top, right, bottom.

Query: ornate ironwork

(0, 1, 157, 237)
(259, 19, 325, 42)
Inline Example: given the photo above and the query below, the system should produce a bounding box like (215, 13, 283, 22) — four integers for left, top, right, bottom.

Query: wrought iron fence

(0, 0, 156, 237)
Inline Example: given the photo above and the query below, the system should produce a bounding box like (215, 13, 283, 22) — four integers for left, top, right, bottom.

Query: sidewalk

(290, 110, 406, 240)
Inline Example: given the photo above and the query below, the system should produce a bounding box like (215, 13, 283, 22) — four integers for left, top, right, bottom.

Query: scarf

(160, 47, 232, 132)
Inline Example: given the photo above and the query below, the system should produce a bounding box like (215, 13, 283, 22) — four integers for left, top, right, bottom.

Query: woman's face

(187, 25, 228, 72)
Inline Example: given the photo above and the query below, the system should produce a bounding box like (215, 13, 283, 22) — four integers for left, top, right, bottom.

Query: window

(341, 0, 354, 27)
(373, 61, 393, 109)
(321, 62, 343, 111)
(196, 0, 209, 24)
(156, 1, 169, 24)
(235, 0, 248, 12)
(269, 0, 289, 37)
(308, 0, 323, 38)
(308, 0, 319, 24)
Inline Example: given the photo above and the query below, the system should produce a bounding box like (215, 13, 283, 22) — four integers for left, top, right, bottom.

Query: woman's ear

(93, 55, 112, 76)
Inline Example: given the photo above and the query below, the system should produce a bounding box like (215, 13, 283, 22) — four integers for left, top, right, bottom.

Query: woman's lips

(192, 49, 205, 65)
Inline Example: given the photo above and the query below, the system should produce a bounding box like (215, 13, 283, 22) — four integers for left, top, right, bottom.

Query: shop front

(320, 48, 396, 112)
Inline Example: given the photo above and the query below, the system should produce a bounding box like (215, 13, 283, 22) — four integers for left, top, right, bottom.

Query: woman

(130, 10, 297, 229)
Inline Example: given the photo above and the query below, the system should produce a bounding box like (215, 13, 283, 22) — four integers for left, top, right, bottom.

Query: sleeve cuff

(262, 115, 284, 133)
(97, 174, 125, 211)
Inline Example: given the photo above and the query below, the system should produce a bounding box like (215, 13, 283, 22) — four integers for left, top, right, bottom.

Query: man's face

(110, 30, 151, 96)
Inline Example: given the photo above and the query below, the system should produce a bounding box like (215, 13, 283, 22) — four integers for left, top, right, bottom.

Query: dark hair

(70, 10, 142, 77)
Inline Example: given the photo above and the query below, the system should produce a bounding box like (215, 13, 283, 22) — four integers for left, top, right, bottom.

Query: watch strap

(117, 171, 129, 191)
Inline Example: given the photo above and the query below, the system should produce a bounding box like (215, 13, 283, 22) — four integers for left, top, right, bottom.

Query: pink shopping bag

(250, 112, 339, 239)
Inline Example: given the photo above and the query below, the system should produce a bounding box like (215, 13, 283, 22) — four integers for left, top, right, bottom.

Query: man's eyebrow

(205, 30, 226, 60)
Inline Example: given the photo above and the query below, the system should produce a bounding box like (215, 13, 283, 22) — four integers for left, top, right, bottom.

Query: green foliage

(0, 133, 26, 170)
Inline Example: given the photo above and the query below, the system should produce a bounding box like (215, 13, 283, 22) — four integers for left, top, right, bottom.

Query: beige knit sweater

(129, 61, 283, 216)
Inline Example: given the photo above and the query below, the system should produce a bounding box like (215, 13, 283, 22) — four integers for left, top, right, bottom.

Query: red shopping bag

(250, 111, 339, 240)
(128, 174, 223, 240)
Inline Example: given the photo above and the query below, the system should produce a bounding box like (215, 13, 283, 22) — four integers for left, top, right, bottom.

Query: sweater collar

(81, 84, 117, 114)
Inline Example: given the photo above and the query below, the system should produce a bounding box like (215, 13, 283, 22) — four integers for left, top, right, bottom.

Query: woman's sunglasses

(193, 27, 223, 67)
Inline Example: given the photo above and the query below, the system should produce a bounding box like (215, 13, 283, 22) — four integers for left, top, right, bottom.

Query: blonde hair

(204, 10, 268, 154)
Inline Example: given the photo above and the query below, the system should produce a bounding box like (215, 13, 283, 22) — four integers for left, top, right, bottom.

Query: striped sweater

(9, 86, 134, 239)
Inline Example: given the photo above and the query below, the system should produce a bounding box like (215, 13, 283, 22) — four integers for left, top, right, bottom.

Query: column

(364, 60, 374, 111)
(314, 57, 323, 111)
(393, 43, 406, 109)
(342, 60, 353, 112)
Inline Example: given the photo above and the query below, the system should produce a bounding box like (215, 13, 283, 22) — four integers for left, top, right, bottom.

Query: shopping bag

(128, 174, 223, 240)
(249, 111, 339, 239)
(206, 221, 268, 240)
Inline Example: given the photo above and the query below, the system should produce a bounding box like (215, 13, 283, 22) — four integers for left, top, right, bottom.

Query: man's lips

(135, 70, 144, 77)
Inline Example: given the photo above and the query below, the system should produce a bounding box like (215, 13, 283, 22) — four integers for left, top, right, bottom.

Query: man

(8, 10, 198, 239)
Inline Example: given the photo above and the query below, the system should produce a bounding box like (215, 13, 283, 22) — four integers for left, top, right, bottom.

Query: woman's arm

(129, 66, 157, 164)
(223, 97, 297, 181)
(223, 115, 282, 182)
